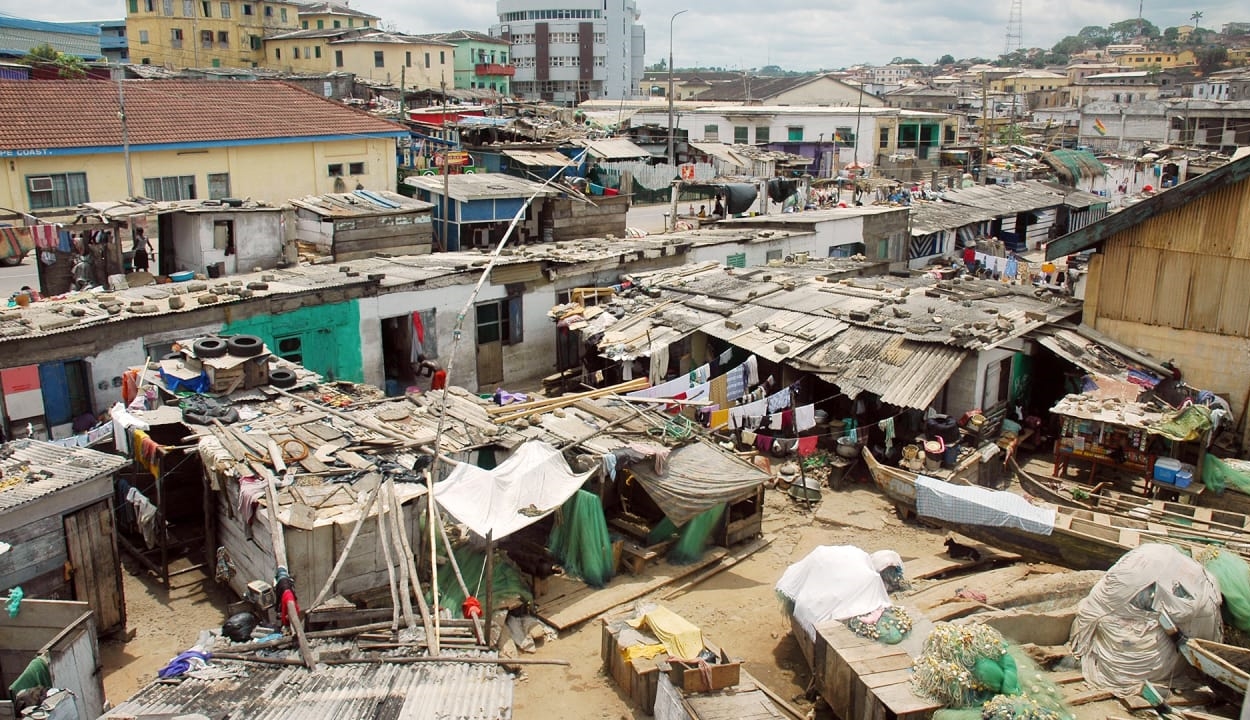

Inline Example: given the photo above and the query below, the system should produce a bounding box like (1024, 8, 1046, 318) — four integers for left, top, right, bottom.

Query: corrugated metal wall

(1093, 175, 1250, 337)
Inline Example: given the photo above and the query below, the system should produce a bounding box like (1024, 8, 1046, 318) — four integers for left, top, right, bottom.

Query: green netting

(668, 503, 726, 565)
(1198, 547, 1250, 632)
(548, 490, 614, 588)
(648, 516, 680, 545)
(427, 544, 532, 614)
(1202, 454, 1250, 496)
(847, 606, 914, 645)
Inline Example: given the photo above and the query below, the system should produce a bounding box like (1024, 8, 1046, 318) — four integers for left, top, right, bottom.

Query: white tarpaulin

(433, 440, 592, 540)
(775, 545, 892, 639)
(915, 474, 1056, 535)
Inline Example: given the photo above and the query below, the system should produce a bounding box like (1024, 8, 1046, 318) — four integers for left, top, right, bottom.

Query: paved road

(0, 257, 39, 302)
(625, 202, 671, 235)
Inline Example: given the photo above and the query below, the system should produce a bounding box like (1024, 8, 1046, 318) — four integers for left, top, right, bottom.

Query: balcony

(475, 63, 515, 77)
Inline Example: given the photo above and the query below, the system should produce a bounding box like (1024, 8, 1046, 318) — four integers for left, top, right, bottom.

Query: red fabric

(412, 310, 425, 345)
(462, 596, 483, 619)
(431, 369, 447, 390)
(796, 436, 819, 457)
(280, 589, 300, 627)
(963, 247, 975, 263)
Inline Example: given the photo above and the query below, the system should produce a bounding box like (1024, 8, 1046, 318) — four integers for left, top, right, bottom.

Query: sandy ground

(97, 472, 1145, 719)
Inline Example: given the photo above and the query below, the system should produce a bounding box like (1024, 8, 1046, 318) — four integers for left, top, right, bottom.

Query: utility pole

(979, 72, 989, 185)
(400, 65, 406, 117)
(441, 76, 451, 251)
(117, 72, 134, 199)
(666, 9, 687, 166)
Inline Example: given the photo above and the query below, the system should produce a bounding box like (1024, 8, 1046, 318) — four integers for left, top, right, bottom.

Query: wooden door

(63, 500, 125, 635)
(477, 341, 504, 391)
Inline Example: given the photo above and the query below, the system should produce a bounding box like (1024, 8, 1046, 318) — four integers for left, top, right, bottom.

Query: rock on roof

(0, 79, 406, 151)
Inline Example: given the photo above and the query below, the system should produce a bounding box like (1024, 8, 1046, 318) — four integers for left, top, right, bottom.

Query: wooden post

(383, 481, 418, 635)
(260, 472, 316, 669)
(483, 530, 494, 648)
(308, 486, 380, 610)
(386, 480, 437, 649)
(375, 481, 402, 632)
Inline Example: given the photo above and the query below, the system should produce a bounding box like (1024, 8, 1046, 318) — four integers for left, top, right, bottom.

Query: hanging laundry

(773, 438, 797, 456)
(708, 373, 729, 410)
(602, 453, 618, 481)
(237, 476, 267, 531)
(745, 356, 760, 386)
(741, 429, 758, 447)
(685, 381, 710, 402)
(709, 408, 730, 429)
(648, 344, 670, 386)
(628, 374, 690, 399)
(725, 366, 746, 402)
(728, 398, 767, 427)
(688, 363, 710, 385)
(766, 388, 792, 413)
(628, 442, 671, 474)
(878, 417, 897, 451)
(796, 436, 819, 456)
(794, 404, 816, 432)
(769, 412, 787, 432)
(718, 347, 733, 366)
(755, 434, 774, 454)
(132, 429, 162, 478)
(126, 486, 158, 548)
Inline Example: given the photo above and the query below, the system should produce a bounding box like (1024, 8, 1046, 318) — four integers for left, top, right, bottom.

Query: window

(334, 49, 343, 67)
(475, 296, 522, 345)
(348, 162, 365, 175)
(879, 126, 890, 148)
(835, 127, 855, 144)
(143, 175, 196, 201)
(200, 0, 210, 16)
(704, 124, 719, 142)
(439, 51, 445, 64)
(348, 18, 354, 27)
(765, 249, 783, 262)
(424, 52, 430, 69)
(249, 35, 261, 50)
(725, 252, 746, 268)
(217, 31, 228, 47)
(264, 5, 272, 16)
(754, 127, 770, 144)
(316, 19, 323, 28)
(171, 28, 183, 48)
(733, 126, 748, 144)
(787, 126, 804, 141)
(327, 164, 343, 177)
(274, 47, 280, 60)
(314, 46, 321, 58)
(405, 51, 412, 67)
(501, 52, 507, 63)
(374, 50, 384, 68)
(280, 7, 287, 22)
(183, 0, 194, 15)
(201, 30, 212, 48)
(362, 19, 369, 27)
(27, 173, 88, 210)
(276, 335, 302, 364)
(242, 2, 252, 15)
(220, 0, 230, 17)
(144, 0, 155, 10)
(162, 0, 173, 15)
(293, 47, 300, 59)
(139, 30, 149, 44)
(129, 0, 139, 12)
(333, 19, 340, 28)
(944, 125, 955, 143)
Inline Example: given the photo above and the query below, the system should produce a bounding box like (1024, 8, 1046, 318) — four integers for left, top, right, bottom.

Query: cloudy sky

(1, 1, 1243, 70)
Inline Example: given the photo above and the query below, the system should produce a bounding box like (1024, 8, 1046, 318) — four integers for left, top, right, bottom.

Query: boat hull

(1180, 638, 1250, 701)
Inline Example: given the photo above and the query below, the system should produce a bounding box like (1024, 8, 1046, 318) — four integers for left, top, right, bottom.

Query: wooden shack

(0, 599, 105, 718)
(0, 440, 130, 636)
(292, 190, 435, 261)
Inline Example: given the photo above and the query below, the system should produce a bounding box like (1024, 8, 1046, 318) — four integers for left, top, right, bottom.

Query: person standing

(132, 227, 153, 273)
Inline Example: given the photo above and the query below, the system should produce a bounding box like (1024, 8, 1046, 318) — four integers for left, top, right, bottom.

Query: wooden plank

(902, 540, 1021, 580)
(1067, 688, 1116, 706)
(535, 548, 729, 630)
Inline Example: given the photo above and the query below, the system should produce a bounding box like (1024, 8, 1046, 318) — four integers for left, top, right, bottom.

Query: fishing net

(647, 516, 679, 545)
(912, 623, 1018, 707)
(1202, 454, 1250, 496)
(667, 503, 726, 565)
(920, 630, 1074, 720)
(429, 544, 532, 614)
(846, 606, 913, 645)
(547, 489, 614, 588)
(1197, 547, 1250, 632)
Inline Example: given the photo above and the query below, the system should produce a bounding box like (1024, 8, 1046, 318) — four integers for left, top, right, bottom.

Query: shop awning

(502, 148, 574, 167)
(628, 440, 769, 526)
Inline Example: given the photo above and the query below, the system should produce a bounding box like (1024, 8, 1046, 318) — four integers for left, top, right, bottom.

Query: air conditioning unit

(28, 177, 54, 193)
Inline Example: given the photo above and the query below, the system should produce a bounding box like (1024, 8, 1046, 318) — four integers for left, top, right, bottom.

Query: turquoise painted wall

(222, 300, 363, 382)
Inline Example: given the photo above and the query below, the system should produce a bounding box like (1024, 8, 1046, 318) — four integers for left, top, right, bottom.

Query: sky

(0, 1, 1244, 70)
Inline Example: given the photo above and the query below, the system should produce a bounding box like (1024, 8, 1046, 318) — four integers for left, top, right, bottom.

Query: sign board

(679, 164, 696, 180)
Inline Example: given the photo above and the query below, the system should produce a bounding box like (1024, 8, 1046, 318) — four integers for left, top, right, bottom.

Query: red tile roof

(0, 79, 407, 151)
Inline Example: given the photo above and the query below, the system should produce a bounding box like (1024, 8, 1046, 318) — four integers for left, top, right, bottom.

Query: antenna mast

(1004, 0, 1023, 58)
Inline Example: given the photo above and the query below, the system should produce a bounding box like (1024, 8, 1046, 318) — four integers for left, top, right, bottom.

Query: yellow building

(990, 70, 1070, 93)
(126, 0, 302, 68)
(1115, 49, 1196, 69)
(298, 1, 377, 31)
(266, 29, 453, 89)
(0, 79, 407, 214)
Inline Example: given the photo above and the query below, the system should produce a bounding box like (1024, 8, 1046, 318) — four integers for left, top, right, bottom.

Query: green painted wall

(222, 300, 363, 382)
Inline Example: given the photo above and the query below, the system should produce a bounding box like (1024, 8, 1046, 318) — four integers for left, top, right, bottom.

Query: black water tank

(926, 415, 960, 444)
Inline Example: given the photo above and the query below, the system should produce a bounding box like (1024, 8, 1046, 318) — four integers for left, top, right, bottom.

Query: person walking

(132, 227, 153, 273)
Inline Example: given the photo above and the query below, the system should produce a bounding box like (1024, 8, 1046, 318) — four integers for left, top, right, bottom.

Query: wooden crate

(664, 649, 740, 693)
(602, 617, 662, 714)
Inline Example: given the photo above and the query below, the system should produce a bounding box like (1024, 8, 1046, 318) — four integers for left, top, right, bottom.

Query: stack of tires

(192, 334, 296, 389)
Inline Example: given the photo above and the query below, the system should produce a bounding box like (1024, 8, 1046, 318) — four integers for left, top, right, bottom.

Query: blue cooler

(1154, 458, 1182, 484)
(1174, 469, 1194, 489)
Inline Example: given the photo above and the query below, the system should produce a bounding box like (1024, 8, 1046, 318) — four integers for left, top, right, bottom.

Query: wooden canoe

(1014, 463, 1250, 561)
(864, 448, 1191, 572)
(1180, 637, 1250, 701)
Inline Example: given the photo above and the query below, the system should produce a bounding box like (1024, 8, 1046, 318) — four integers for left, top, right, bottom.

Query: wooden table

(1145, 476, 1205, 505)
(1052, 442, 1151, 484)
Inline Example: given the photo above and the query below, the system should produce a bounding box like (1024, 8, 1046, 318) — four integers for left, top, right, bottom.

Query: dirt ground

(98, 473, 1136, 719)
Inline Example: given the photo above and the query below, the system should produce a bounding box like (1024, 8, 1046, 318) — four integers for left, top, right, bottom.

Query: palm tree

(1190, 10, 1204, 29)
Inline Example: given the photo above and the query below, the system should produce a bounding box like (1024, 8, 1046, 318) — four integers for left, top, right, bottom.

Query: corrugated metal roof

(403, 173, 560, 202)
(105, 658, 513, 719)
(501, 148, 574, 166)
(937, 180, 1104, 215)
(688, 141, 749, 168)
(290, 190, 434, 218)
(798, 327, 968, 410)
(909, 201, 999, 236)
(0, 439, 129, 513)
(573, 137, 653, 160)
(700, 306, 848, 363)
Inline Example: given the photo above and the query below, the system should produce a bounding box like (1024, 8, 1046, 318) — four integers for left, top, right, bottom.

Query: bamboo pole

(386, 478, 438, 651)
(375, 481, 402, 632)
(435, 509, 485, 644)
(488, 378, 650, 421)
(213, 653, 571, 667)
(308, 486, 380, 610)
(383, 481, 419, 635)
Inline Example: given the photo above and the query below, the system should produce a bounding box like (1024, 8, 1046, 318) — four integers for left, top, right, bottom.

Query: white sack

(776, 545, 892, 639)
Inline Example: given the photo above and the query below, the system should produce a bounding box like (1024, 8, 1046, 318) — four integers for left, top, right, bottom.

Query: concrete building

(297, 1, 377, 31)
(490, 0, 644, 105)
(96, 19, 129, 63)
(1165, 100, 1250, 151)
(0, 79, 407, 214)
(427, 30, 513, 94)
(1077, 100, 1168, 154)
(1066, 62, 1120, 84)
(265, 28, 453, 89)
(689, 74, 883, 107)
(1115, 49, 1195, 70)
(1073, 71, 1161, 105)
(1190, 78, 1230, 100)
(990, 69, 1069, 94)
(126, 0, 303, 68)
(883, 85, 958, 111)
(0, 15, 102, 61)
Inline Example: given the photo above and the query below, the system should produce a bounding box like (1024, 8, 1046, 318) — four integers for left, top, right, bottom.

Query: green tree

(936, 54, 956, 66)
(20, 42, 85, 78)
(1190, 10, 1204, 29)
(1163, 26, 1180, 42)
(1077, 25, 1112, 47)
(1108, 18, 1159, 42)
(1196, 46, 1227, 74)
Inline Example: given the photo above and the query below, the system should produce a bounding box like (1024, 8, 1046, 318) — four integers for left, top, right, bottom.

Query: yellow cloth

(621, 643, 668, 663)
(626, 606, 704, 660)
(710, 409, 730, 430)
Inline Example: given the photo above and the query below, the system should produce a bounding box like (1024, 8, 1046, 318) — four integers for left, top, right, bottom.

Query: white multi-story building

(490, 0, 644, 105)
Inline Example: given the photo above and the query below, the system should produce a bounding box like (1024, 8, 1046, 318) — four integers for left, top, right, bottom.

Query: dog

(944, 537, 982, 562)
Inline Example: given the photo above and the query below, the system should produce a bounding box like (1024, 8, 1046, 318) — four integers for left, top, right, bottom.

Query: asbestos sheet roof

(403, 173, 559, 201)
(909, 201, 1000, 236)
(501, 147, 574, 166)
(937, 180, 1103, 215)
(0, 440, 129, 513)
(104, 657, 513, 720)
(688, 141, 749, 168)
(700, 306, 848, 364)
(290, 190, 434, 218)
(573, 137, 653, 160)
(797, 327, 968, 410)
